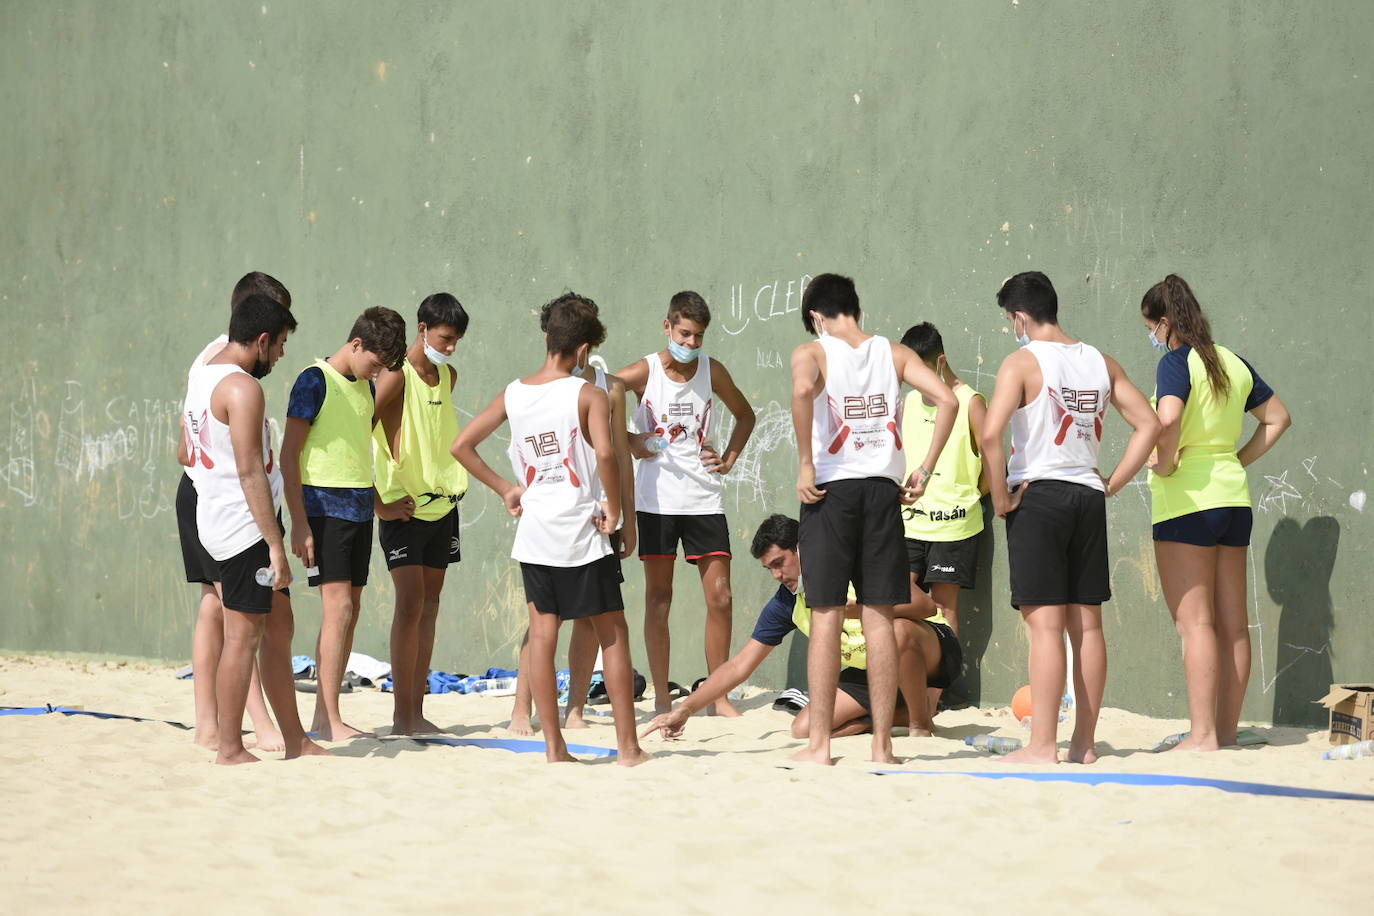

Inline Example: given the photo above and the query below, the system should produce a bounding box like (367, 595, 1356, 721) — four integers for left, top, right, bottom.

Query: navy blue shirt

(750, 585, 800, 646)
(1155, 345, 1273, 411)
(287, 365, 376, 523)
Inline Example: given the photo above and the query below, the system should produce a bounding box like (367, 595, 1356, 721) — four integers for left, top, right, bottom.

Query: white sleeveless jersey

(1008, 340, 1111, 491)
(812, 335, 905, 485)
(633, 354, 723, 515)
(506, 376, 611, 567)
(183, 363, 283, 561)
(189, 334, 228, 375)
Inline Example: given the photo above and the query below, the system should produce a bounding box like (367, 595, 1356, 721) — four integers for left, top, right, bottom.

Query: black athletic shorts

(176, 474, 219, 585)
(379, 508, 460, 570)
(1005, 479, 1110, 609)
(833, 618, 962, 710)
(307, 515, 374, 587)
(637, 512, 731, 563)
(798, 477, 907, 607)
(218, 537, 276, 615)
(1152, 507, 1253, 548)
(906, 532, 981, 591)
(608, 531, 626, 583)
(520, 554, 624, 621)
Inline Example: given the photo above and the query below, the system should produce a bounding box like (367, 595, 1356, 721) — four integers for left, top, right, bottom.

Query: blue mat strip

(0, 704, 192, 730)
(411, 735, 618, 758)
(873, 769, 1374, 802)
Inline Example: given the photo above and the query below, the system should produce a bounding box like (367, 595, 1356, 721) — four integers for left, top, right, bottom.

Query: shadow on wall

(946, 500, 996, 709)
(1266, 516, 1339, 727)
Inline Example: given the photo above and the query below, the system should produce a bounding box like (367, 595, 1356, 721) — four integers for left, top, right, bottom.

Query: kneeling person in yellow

(898, 322, 987, 709)
(282, 307, 408, 741)
(643, 515, 961, 742)
(374, 293, 470, 736)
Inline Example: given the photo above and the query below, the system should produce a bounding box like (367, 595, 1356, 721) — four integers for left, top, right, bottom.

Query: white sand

(2, 653, 1371, 914)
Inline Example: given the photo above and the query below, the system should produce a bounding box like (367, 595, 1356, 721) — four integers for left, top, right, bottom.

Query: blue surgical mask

(668, 340, 701, 363)
(1149, 323, 1169, 354)
(1013, 316, 1031, 348)
(423, 330, 451, 366)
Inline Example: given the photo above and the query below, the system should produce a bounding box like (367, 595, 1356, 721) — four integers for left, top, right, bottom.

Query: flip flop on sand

(1153, 729, 1270, 752)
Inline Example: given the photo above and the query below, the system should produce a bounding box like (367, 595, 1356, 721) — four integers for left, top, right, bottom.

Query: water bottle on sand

(966, 734, 1023, 755)
(474, 676, 518, 696)
(1322, 740, 1374, 760)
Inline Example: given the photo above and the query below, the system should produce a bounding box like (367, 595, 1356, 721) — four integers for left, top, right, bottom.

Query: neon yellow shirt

(792, 586, 952, 671)
(902, 383, 985, 541)
(299, 359, 374, 488)
(374, 359, 469, 522)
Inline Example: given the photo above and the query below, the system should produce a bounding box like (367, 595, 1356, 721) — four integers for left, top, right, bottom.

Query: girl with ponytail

(1141, 274, 1291, 751)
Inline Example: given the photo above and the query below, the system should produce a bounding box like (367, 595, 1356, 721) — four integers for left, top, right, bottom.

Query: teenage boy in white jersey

(374, 293, 470, 736)
(616, 291, 756, 716)
(183, 295, 329, 765)
(981, 271, 1159, 764)
(176, 271, 288, 751)
(509, 297, 637, 736)
(282, 307, 408, 741)
(453, 293, 650, 766)
(789, 274, 957, 766)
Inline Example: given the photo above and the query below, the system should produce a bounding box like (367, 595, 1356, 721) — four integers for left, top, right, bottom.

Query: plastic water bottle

(255, 567, 275, 587)
(644, 435, 669, 454)
(1019, 693, 1074, 728)
(474, 676, 518, 696)
(1323, 740, 1374, 760)
(966, 734, 1023, 755)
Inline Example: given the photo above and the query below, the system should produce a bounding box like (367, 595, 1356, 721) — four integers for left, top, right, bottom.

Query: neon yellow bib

(902, 383, 985, 541)
(374, 360, 469, 521)
(1148, 345, 1254, 524)
(299, 359, 374, 488)
(794, 586, 868, 669)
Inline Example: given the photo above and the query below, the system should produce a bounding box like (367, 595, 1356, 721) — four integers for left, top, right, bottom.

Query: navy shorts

(1153, 507, 1253, 548)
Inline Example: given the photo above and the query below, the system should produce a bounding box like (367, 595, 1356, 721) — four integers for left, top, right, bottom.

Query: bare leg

(642, 557, 676, 714)
(927, 582, 962, 715)
(1156, 540, 1222, 751)
(860, 605, 898, 763)
(509, 630, 535, 735)
(791, 690, 873, 739)
(894, 618, 934, 736)
(1214, 545, 1252, 747)
(312, 581, 368, 740)
(215, 609, 265, 765)
(589, 611, 651, 766)
(192, 585, 224, 749)
(411, 566, 446, 732)
(244, 663, 283, 751)
(1001, 604, 1065, 764)
(564, 618, 598, 729)
(389, 565, 425, 734)
(1065, 603, 1106, 763)
(696, 556, 740, 717)
(789, 606, 843, 766)
(527, 604, 574, 763)
(259, 591, 331, 759)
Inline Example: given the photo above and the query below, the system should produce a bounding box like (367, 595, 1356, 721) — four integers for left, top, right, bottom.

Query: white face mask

(423, 329, 451, 366)
(1149, 322, 1169, 354)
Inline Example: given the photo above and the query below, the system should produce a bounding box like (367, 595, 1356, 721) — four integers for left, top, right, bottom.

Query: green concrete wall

(2, 1, 1370, 724)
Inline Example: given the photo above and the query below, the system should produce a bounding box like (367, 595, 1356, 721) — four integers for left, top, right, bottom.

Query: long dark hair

(1141, 274, 1230, 399)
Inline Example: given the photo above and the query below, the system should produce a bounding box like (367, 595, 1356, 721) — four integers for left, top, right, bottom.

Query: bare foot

(546, 749, 579, 764)
(313, 721, 371, 741)
(908, 728, 933, 738)
(653, 699, 673, 716)
(710, 697, 743, 718)
(1067, 742, 1100, 764)
(508, 716, 535, 737)
(193, 729, 218, 751)
(286, 737, 335, 759)
(412, 716, 443, 735)
(1000, 745, 1059, 765)
(616, 747, 654, 767)
(214, 747, 261, 766)
(788, 746, 835, 766)
(248, 729, 286, 753)
(1166, 734, 1220, 752)
(870, 739, 898, 765)
(564, 709, 590, 730)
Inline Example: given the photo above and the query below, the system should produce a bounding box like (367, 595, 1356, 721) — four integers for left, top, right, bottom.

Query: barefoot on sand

(1000, 745, 1060, 765)
(311, 721, 372, 742)
(616, 747, 654, 767)
(215, 747, 261, 766)
(787, 747, 835, 767)
(508, 716, 535, 737)
(248, 729, 285, 752)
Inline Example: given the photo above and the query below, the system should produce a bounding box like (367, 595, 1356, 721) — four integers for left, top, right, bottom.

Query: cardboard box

(1319, 684, 1374, 745)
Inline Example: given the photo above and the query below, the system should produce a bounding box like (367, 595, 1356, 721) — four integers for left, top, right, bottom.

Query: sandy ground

(2, 653, 1371, 915)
